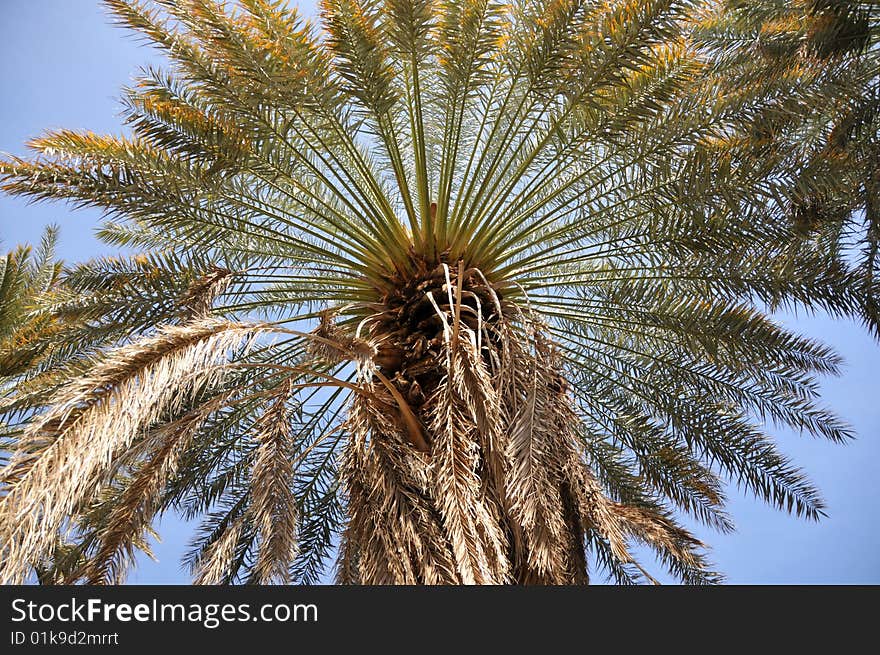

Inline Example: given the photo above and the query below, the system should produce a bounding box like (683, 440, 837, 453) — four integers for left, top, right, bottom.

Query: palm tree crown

(0, 0, 863, 584)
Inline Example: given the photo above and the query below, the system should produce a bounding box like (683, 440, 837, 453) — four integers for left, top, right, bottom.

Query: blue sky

(1, 1, 878, 584)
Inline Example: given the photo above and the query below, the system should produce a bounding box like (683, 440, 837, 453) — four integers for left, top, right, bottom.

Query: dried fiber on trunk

(336, 269, 706, 584)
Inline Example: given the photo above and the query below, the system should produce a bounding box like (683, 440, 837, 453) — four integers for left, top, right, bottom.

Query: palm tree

(0, 227, 62, 387)
(0, 0, 860, 584)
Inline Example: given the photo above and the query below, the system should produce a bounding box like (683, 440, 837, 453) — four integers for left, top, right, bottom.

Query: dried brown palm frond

(73, 390, 237, 584)
(177, 266, 234, 320)
(340, 389, 458, 584)
(0, 319, 264, 584)
(503, 330, 577, 580)
(427, 335, 510, 584)
(247, 381, 300, 584)
(194, 514, 248, 585)
(308, 310, 377, 368)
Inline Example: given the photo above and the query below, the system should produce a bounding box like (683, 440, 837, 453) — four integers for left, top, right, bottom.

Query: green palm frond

(0, 226, 62, 381)
(695, 0, 880, 335)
